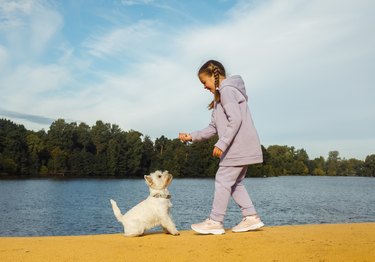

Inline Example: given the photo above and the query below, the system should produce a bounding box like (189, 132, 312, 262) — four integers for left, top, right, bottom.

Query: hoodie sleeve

(214, 86, 244, 152)
(190, 111, 217, 142)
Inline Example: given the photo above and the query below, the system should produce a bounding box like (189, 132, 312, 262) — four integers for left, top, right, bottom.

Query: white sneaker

(232, 215, 264, 233)
(191, 218, 225, 235)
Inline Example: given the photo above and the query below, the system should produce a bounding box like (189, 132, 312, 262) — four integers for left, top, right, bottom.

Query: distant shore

(1, 223, 374, 261)
(1, 174, 374, 179)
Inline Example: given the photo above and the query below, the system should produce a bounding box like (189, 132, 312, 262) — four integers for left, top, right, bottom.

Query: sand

(1, 223, 374, 262)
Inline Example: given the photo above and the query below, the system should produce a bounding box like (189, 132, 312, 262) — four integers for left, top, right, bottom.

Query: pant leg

(231, 166, 257, 217)
(210, 166, 256, 222)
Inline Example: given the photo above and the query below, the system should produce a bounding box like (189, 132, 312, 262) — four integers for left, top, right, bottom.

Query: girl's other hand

(212, 146, 223, 158)
(179, 133, 192, 142)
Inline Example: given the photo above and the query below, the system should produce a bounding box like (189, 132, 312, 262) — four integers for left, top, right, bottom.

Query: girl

(179, 60, 264, 235)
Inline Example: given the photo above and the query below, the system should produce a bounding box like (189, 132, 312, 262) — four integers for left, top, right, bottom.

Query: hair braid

(198, 60, 226, 110)
(213, 66, 220, 90)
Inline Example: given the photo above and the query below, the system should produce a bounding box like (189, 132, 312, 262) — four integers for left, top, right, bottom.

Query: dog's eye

(158, 175, 161, 178)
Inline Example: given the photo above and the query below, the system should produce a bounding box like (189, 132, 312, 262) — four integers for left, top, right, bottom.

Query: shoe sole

(191, 225, 225, 235)
(232, 222, 265, 233)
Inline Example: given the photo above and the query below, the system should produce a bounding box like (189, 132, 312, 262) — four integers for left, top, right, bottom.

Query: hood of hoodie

(219, 75, 248, 101)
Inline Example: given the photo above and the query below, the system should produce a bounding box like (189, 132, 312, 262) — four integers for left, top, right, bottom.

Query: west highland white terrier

(110, 170, 179, 237)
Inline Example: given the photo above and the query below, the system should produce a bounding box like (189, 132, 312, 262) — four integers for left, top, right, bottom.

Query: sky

(0, 0, 374, 160)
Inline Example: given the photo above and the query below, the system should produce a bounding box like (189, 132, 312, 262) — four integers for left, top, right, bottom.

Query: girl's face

(198, 73, 216, 94)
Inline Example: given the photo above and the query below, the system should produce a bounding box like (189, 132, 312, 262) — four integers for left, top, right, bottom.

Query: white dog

(110, 170, 179, 237)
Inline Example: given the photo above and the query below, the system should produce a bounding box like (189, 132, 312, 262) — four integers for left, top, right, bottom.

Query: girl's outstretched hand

(213, 146, 223, 158)
(179, 133, 192, 143)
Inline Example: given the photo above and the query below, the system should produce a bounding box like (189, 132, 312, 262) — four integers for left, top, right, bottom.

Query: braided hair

(198, 60, 226, 110)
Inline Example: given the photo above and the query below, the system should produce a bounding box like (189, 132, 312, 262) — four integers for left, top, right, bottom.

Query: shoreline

(1, 223, 374, 261)
(2, 175, 374, 180)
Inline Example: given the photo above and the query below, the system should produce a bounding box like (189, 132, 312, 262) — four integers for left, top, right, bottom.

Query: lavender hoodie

(190, 75, 263, 166)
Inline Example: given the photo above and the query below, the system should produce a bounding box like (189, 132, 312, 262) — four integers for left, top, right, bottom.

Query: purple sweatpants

(210, 165, 257, 222)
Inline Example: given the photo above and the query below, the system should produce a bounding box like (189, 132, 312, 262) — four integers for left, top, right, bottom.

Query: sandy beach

(1, 223, 374, 261)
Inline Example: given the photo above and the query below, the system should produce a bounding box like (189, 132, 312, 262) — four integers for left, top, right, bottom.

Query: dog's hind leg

(123, 221, 144, 237)
(124, 229, 144, 237)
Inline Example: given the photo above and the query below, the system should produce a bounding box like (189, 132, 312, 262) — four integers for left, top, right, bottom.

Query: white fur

(110, 170, 180, 237)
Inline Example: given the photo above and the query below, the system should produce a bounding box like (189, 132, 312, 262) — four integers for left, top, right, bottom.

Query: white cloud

(0, 63, 72, 117)
(0, 0, 33, 28)
(0, 0, 62, 58)
(121, 0, 154, 6)
(0, 45, 8, 70)
(63, 58, 208, 137)
(82, 19, 164, 61)
(0, 0, 374, 160)
(29, 5, 62, 55)
(169, 0, 375, 158)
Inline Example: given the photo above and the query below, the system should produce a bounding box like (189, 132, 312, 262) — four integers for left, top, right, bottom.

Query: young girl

(179, 60, 264, 235)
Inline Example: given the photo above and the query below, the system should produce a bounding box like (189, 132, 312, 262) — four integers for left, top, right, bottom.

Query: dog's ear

(144, 175, 153, 187)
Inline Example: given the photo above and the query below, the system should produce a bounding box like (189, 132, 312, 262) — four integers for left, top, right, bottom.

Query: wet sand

(1, 223, 374, 261)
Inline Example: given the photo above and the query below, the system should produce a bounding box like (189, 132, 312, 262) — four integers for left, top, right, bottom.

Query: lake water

(0, 176, 374, 236)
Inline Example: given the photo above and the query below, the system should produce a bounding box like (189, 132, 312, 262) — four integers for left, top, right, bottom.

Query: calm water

(0, 176, 374, 236)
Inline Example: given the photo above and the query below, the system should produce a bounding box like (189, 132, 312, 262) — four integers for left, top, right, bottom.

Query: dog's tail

(110, 199, 123, 222)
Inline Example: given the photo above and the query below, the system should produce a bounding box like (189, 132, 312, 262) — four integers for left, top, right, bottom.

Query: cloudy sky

(0, 0, 374, 160)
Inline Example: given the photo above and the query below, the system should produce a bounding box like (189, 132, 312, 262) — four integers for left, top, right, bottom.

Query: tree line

(0, 118, 374, 178)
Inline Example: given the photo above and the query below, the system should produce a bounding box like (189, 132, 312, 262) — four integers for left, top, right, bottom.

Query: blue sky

(0, 0, 374, 160)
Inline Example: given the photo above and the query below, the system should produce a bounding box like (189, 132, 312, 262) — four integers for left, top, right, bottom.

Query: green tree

(1, 117, 374, 178)
(48, 147, 68, 174)
(1, 158, 17, 174)
(0, 119, 29, 175)
(154, 138, 190, 177)
(267, 145, 294, 175)
(140, 135, 155, 176)
(338, 158, 363, 176)
(326, 151, 340, 176)
(47, 119, 77, 151)
(152, 135, 170, 171)
(91, 120, 112, 155)
(76, 122, 95, 153)
(247, 145, 276, 177)
(124, 130, 144, 176)
(186, 137, 219, 177)
(362, 154, 375, 177)
(91, 121, 112, 176)
(26, 132, 44, 175)
(310, 156, 326, 176)
(291, 149, 309, 175)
